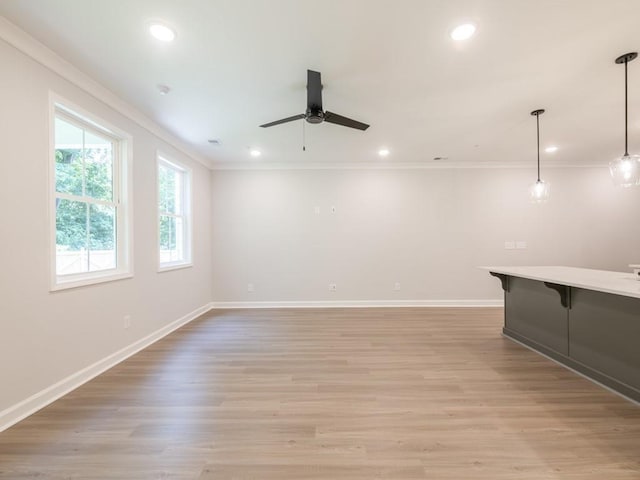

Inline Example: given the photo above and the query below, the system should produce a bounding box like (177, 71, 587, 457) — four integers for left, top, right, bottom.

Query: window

(157, 155, 192, 270)
(51, 101, 132, 290)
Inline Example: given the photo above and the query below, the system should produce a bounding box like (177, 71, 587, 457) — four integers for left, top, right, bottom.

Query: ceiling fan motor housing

(305, 108, 324, 124)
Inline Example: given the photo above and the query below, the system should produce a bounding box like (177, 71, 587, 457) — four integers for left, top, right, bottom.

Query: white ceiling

(2, 0, 640, 168)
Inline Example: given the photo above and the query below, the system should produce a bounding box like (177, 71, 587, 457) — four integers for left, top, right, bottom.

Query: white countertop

(481, 266, 640, 300)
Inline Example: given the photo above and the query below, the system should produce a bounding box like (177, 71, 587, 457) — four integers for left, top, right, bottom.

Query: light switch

(504, 241, 516, 250)
(516, 241, 527, 249)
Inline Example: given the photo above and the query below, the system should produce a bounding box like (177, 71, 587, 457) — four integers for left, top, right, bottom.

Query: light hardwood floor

(1, 307, 639, 479)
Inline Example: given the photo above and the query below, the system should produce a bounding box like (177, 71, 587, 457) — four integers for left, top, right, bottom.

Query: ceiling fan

(259, 70, 370, 131)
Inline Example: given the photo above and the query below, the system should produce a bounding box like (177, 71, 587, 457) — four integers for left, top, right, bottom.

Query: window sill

(158, 262, 193, 273)
(51, 271, 133, 292)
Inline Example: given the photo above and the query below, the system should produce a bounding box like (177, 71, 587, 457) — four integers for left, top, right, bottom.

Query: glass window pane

(158, 158, 189, 268)
(174, 170, 184, 215)
(55, 118, 83, 196)
(159, 164, 177, 214)
(88, 204, 116, 272)
(159, 215, 174, 260)
(56, 199, 88, 275)
(158, 164, 169, 213)
(159, 215, 185, 263)
(173, 216, 185, 262)
(85, 131, 113, 201)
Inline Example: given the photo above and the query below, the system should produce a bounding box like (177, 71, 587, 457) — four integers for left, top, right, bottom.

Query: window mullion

(159, 211, 181, 219)
(55, 192, 116, 207)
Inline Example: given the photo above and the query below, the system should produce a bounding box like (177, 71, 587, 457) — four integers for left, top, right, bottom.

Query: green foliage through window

(54, 113, 120, 276)
(55, 147, 115, 251)
(158, 159, 189, 265)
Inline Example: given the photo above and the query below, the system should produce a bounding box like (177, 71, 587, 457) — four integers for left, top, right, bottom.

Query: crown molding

(0, 16, 213, 170)
(210, 160, 608, 171)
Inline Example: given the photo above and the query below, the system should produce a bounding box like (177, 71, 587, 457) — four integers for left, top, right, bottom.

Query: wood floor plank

(0, 307, 639, 479)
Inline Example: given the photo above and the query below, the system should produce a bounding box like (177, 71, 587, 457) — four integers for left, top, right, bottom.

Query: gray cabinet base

(569, 289, 640, 397)
(492, 272, 640, 405)
(504, 277, 569, 355)
(503, 328, 640, 404)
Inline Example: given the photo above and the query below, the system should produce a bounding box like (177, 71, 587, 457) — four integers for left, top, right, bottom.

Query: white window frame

(49, 94, 133, 291)
(157, 153, 193, 272)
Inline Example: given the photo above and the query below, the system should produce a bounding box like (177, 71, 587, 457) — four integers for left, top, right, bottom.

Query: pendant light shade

(529, 109, 550, 203)
(610, 52, 640, 187)
(610, 154, 640, 186)
(529, 179, 551, 202)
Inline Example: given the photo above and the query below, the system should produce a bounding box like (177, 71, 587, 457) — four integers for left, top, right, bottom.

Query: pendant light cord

(536, 112, 541, 181)
(625, 59, 629, 156)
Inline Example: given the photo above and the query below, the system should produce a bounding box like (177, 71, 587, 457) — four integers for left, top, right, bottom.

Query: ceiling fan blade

(260, 114, 305, 128)
(324, 111, 370, 131)
(307, 70, 323, 110)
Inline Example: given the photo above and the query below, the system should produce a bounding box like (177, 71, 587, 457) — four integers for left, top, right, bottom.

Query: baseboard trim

(0, 302, 213, 433)
(211, 299, 503, 309)
(0, 300, 502, 431)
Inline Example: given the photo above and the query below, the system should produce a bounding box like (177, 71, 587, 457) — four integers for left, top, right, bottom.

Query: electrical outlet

(123, 315, 131, 329)
(394, 282, 401, 291)
(329, 283, 337, 292)
(314, 206, 320, 215)
(247, 283, 254, 293)
(504, 241, 516, 250)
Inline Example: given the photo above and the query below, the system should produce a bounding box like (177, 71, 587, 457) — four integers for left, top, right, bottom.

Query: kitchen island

(484, 266, 640, 403)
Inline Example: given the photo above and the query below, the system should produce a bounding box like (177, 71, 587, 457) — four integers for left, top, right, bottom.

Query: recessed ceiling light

(545, 145, 558, 153)
(378, 148, 390, 157)
(450, 23, 476, 41)
(149, 23, 176, 42)
(250, 149, 262, 157)
(208, 139, 222, 146)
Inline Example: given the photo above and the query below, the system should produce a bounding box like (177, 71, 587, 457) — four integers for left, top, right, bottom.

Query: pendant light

(610, 52, 640, 187)
(529, 109, 550, 202)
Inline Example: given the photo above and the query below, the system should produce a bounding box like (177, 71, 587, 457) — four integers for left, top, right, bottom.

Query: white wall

(0, 38, 212, 415)
(3, 17, 640, 428)
(211, 167, 640, 304)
